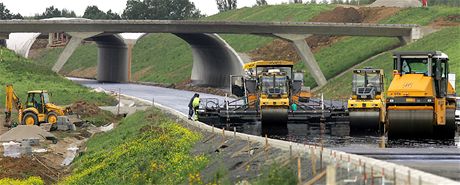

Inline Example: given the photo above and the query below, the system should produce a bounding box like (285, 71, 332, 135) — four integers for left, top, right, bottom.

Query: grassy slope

(302, 6, 460, 87)
(34, 6, 460, 87)
(204, 4, 334, 52)
(34, 4, 333, 84)
(61, 108, 207, 184)
(319, 26, 460, 98)
(0, 47, 114, 106)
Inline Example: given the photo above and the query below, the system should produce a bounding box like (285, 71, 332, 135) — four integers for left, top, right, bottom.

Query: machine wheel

(261, 108, 288, 126)
(47, 112, 58, 124)
(349, 110, 380, 135)
(22, 112, 38, 126)
(387, 110, 434, 139)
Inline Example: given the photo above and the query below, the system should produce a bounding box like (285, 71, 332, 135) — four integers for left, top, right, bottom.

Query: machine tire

(22, 112, 38, 126)
(47, 112, 58, 124)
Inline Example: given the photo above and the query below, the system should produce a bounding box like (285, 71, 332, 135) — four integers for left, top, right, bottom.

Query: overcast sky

(1, 0, 291, 17)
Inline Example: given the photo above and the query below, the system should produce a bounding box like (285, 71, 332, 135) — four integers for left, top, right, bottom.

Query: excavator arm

(5, 85, 22, 126)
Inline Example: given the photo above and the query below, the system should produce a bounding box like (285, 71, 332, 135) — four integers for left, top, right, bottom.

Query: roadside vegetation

(0, 47, 115, 106)
(61, 108, 208, 184)
(319, 26, 460, 98)
(0, 177, 44, 185)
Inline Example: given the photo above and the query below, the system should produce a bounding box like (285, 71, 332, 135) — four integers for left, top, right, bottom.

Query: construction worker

(422, 0, 427, 7)
(188, 93, 200, 120)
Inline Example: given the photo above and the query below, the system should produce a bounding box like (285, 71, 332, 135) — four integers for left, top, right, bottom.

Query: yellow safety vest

(192, 97, 200, 108)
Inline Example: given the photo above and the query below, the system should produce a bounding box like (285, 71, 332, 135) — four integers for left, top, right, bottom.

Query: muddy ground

(0, 100, 135, 184)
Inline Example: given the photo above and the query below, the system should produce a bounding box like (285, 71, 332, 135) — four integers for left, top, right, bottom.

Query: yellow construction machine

(348, 68, 385, 133)
(4, 85, 69, 127)
(198, 60, 347, 127)
(386, 51, 456, 139)
(240, 61, 311, 124)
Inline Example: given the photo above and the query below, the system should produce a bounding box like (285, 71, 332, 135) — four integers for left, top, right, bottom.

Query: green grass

(252, 164, 297, 185)
(381, 6, 460, 25)
(0, 176, 44, 185)
(319, 26, 460, 98)
(61, 108, 207, 184)
(299, 36, 400, 86)
(0, 47, 115, 106)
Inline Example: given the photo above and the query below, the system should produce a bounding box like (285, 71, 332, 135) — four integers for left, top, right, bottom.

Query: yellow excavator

(5, 85, 69, 127)
(386, 51, 456, 139)
(348, 68, 385, 133)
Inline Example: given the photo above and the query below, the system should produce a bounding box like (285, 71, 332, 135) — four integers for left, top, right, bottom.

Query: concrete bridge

(0, 20, 421, 87)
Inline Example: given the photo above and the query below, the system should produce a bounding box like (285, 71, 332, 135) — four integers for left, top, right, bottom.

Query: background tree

(293, 0, 303, 3)
(0, 3, 23, 19)
(256, 0, 268, 6)
(216, 0, 237, 12)
(35, 6, 76, 19)
(83, 6, 121, 20)
(123, 0, 202, 20)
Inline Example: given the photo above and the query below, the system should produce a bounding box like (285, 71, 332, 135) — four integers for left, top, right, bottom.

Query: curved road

(70, 78, 460, 181)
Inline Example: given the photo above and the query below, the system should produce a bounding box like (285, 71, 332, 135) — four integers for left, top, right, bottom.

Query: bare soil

(429, 15, 460, 29)
(69, 101, 102, 117)
(249, 7, 402, 62)
(67, 67, 97, 79)
(0, 156, 61, 184)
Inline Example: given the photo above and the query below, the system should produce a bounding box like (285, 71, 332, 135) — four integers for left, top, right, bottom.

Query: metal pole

(117, 88, 121, 115)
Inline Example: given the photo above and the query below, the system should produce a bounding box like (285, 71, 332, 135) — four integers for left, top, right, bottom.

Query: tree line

(1, 0, 458, 21)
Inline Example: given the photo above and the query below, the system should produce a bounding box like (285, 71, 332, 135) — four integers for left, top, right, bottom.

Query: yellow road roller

(386, 51, 456, 139)
(348, 68, 385, 133)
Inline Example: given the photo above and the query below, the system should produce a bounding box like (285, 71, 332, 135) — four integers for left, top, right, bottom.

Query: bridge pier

(175, 33, 243, 87)
(274, 34, 328, 87)
(52, 32, 101, 73)
(0, 33, 8, 47)
(94, 35, 129, 83)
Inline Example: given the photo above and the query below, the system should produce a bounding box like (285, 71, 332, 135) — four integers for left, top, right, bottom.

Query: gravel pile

(370, 0, 422, 8)
(0, 126, 56, 142)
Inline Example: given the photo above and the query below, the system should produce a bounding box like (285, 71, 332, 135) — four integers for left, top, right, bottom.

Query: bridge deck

(0, 20, 417, 37)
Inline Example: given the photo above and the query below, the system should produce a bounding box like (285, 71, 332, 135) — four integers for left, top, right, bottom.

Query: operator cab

(393, 51, 450, 97)
(352, 68, 384, 99)
(25, 91, 49, 114)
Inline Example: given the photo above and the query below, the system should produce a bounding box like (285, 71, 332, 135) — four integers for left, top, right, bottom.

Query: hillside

(33, 5, 460, 91)
(0, 47, 114, 106)
(319, 26, 460, 98)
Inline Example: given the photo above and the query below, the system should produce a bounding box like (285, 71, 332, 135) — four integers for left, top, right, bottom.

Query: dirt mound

(250, 39, 300, 62)
(0, 156, 60, 184)
(359, 7, 400, 23)
(311, 7, 363, 23)
(70, 101, 101, 117)
(249, 7, 401, 63)
(430, 15, 460, 28)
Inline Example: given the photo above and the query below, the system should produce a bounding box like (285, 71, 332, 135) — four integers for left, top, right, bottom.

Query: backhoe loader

(4, 85, 69, 127)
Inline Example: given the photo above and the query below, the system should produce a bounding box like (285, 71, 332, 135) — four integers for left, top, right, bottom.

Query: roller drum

(349, 110, 380, 131)
(261, 108, 288, 126)
(387, 110, 434, 139)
